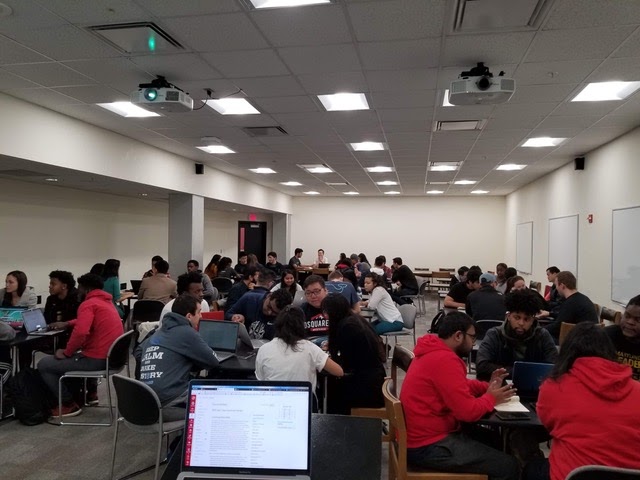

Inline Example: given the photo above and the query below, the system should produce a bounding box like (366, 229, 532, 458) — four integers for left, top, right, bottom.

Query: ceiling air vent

(242, 126, 289, 137)
(88, 22, 184, 54)
(434, 120, 486, 131)
(452, 0, 555, 33)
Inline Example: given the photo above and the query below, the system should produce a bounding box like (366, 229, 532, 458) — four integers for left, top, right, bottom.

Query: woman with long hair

(102, 258, 124, 318)
(322, 294, 386, 414)
(203, 254, 221, 280)
(362, 272, 403, 334)
(216, 256, 239, 280)
(1, 270, 37, 308)
(270, 269, 302, 297)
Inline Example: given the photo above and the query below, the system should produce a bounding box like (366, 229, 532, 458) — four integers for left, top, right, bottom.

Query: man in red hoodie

(401, 312, 519, 480)
(39, 273, 124, 418)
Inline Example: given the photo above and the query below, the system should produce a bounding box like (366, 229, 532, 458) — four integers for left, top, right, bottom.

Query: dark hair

(505, 289, 542, 316)
(274, 306, 306, 351)
(205, 254, 221, 272)
(155, 259, 170, 274)
(466, 269, 481, 284)
(279, 269, 299, 296)
(338, 253, 347, 262)
(318, 248, 324, 254)
(627, 295, 640, 308)
(238, 251, 247, 260)
(269, 289, 294, 311)
(171, 293, 199, 317)
(364, 272, 384, 289)
(497, 262, 508, 270)
(358, 253, 369, 264)
(257, 268, 276, 287)
(217, 257, 233, 271)
(244, 265, 259, 280)
(546, 266, 560, 275)
(557, 271, 577, 290)
(341, 268, 358, 290)
(247, 254, 260, 267)
(374, 256, 385, 267)
(151, 255, 163, 264)
(188, 259, 199, 268)
(177, 272, 202, 295)
(5, 270, 28, 298)
(393, 257, 402, 265)
(89, 263, 104, 276)
(438, 311, 475, 339)
(303, 274, 325, 289)
(294, 248, 303, 255)
(468, 265, 482, 274)
(102, 259, 120, 279)
(49, 270, 75, 290)
(505, 275, 525, 294)
(504, 267, 518, 280)
(267, 251, 277, 258)
(457, 266, 469, 276)
(77, 273, 104, 291)
(549, 322, 617, 380)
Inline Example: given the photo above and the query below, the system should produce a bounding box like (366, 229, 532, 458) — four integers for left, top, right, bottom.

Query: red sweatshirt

(537, 357, 640, 480)
(400, 335, 495, 448)
(64, 289, 124, 359)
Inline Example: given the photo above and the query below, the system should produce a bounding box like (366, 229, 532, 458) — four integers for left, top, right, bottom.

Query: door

(238, 221, 267, 264)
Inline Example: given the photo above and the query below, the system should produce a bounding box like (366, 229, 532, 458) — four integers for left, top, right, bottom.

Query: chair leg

(154, 429, 164, 480)
(110, 417, 120, 479)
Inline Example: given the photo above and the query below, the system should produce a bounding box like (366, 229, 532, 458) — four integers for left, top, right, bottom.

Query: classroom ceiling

(1, 0, 639, 197)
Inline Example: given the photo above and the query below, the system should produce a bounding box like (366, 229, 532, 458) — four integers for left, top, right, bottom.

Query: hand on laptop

(50, 321, 69, 331)
(489, 367, 509, 385)
(487, 381, 516, 406)
(230, 314, 245, 324)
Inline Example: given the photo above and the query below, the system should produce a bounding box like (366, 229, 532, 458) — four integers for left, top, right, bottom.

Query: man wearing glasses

(300, 275, 330, 348)
(226, 288, 293, 340)
(606, 294, 640, 381)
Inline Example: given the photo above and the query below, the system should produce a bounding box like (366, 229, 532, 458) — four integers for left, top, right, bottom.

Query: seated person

(255, 306, 343, 411)
(224, 266, 258, 312)
(289, 248, 305, 270)
(444, 269, 481, 309)
(39, 273, 124, 418)
(390, 258, 419, 304)
(605, 294, 640, 381)
(203, 254, 221, 280)
(264, 251, 285, 279)
(138, 259, 177, 304)
(1, 270, 37, 308)
(466, 273, 506, 321)
(234, 251, 249, 277)
(543, 266, 562, 315)
(400, 312, 519, 480)
(495, 262, 508, 294)
(252, 268, 276, 294)
(322, 294, 387, 415)
(186, 259, 218, 305)
(102, 258, 126, 319)
(314, 248, 330, 267)
(531, 323, 640, 480)
(270, 268, 302, 297)
(325, 270, 360, 313)
(135, 294, 219, 421)
(361, 272, 403, 334)
(507, 276, 550, 318)
(44, 270, 81, 324)
(216, 256, 239, 281)
(300, 275, 330, 346)
(142, 255, 163, 279)
(226, 288, 292, 340)
(450, 266, 469, 288)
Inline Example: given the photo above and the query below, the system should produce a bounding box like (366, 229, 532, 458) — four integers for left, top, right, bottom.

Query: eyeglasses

(305, 289, 324, 297)
(463, 331, 477, 343)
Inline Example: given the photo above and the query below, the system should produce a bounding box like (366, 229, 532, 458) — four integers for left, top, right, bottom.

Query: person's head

(294, 248, 303, 258)
(321, 293, 352, 324)
(5, 270, 27, 296)
(457, 266, 470, 281)
(358, 253, 369, 264)
(374, 256, 385, 268)
(479, 272, 497, 288)
(465, 269, 482, 290)
(217, 257, 233, 271)
(256, 268, 276, 288)
(274, 305, 306, 349)
(504, 289, 543, 337)
(263, 289, 293, 318)
(176, 272, 204, 300)
(171, 293, 202, 329)
(48, 270, 75, 297)
(349, 253, 359, 265)
(550, 322, 617, 380)
(237, 251, 248, 265)
(247, 254, 259, 266)
(303, 275, 327, 308)
(77, 273, 104, 299)
(392, 257, 402, 268)
(496, 263, 508, 279)
(620, 295, 640, 342)
(328, 270, 343, 281)
(364, 272, 384, 293)
(102, 259, 120, 278)
(207, 254, 221, 267)
(89, 263, 104, 276)
(151, 255, 163, 268)
(244, 266, 259, 284)
(468, 265, 482, 275)
(506, 275, 526, 294)
(339, 253, 347, 262)
(504, 267, 517, 281)
(546, 266, 560, 283)
(281, 269, 299, 288)
(267, 251, 278, 264)
(555, 271, 577, 297)
(438, 312, 476, 358)
(154, 259, 170, 275)
(317, 249, 325, 258)
(187, 259, 199, 273)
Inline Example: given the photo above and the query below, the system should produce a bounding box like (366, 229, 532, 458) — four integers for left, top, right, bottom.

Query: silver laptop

(236, 323, 269, 350)
(198, 320, 239, 362)
(22, 309, 58, 336)
(178, 380, 312, 480)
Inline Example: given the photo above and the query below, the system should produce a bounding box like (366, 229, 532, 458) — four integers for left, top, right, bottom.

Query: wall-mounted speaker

(195, 163, 204, 175)
(574, 157, 585, 170)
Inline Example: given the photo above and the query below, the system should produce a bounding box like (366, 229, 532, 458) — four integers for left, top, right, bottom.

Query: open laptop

(22, 309, 58, 336)
(512, 361, 554, 403)
(198, 320, 239, 362)
(235, 322, 269, 350)
(178, 379, 312, 480)
(318, 263, 330, 269)
(0, 307, 27, 329)
(130, 280, 142, 295)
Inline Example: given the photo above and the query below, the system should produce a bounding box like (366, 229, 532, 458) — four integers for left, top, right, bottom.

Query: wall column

(169, 193, 204, 271)
(272, 213, 291, 262)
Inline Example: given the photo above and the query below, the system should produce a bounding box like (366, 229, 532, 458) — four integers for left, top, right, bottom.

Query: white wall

(291, 196, 506, 270)
(505, 126, 640, 308)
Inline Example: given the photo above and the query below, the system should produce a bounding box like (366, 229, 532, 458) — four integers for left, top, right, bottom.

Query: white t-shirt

(255, 338, 328, 391)
(270, 283, 303, 293)
(368, 286, 403, 324)
(139, 298, 212, 341)
(159, 298, 210, 325)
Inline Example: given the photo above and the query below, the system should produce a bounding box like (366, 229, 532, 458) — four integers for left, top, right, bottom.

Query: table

(477, 405, 543, 429)
(206, 340, 257, 378)
(5, 330, 63, 375)
(161, 414, 382, 480)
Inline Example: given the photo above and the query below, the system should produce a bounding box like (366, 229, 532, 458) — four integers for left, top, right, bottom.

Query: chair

(529, 280, 541, 292)
(401, 278, 429, 317)
(430, 271, 452, 310)
(201, 311, 224, 320)
(0, 361, 11, 419)
(559, 322, 577, 347)
(439, 268, 456, 272)
(110, 374, 184, 480)
(600, 306, 622, 325)
(131, 300, 164, 325)
(380, 304, 418, 357)
(212, 277, 233, 297)
(565, 465, 640, 480)
(383, 379, 488, 480)
(468, 320, 503, 373)
(57, 330, 135, 426)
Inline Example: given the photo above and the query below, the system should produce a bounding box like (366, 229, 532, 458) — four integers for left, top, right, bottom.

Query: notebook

(178, 380, 312, 480)
(22, 309, 58, 336)
(198, 320, 239, 362)
(512, 361, 554, 401)
(0, 307, 27, 329)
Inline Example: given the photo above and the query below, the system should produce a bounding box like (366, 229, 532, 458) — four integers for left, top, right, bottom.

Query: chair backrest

(398, 304, 417, 329)
(593, 303, 601, 317)
(107, 330, 135, 371)
(544, 284, 552, 298)
(559, 322, 577, 346)
(391, 346, 415, 393)
(439, 268, 455, 272)
(529, 281, 542, 292)
(132, 300, 165, 323)
(475, 320, 503, 341)
(112, 374, 161, 426)
(566, 465, 640, 480)
(201, 311, 224, 320)
(212, 277, 233, 294)
(383, 378, 408, 479)
(600, 306, 622, 325)
(431, 271, 452, 280)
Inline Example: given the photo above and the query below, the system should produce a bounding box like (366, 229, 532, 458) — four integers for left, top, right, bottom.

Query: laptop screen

(512, 361, 554, 399)
(0, 307, 27, 326)
(22, 309, 47, 333)
(198, 320, 239, 353)
(183, 380, 312, 476)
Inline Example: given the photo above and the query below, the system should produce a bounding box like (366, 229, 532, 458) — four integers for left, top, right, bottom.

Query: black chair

(131, 300, 165, 324)
(212, 277, 233, 297)
(110, 374, 184, 480)
(566, 465, 640, 480)
(468, 319, 503, 373)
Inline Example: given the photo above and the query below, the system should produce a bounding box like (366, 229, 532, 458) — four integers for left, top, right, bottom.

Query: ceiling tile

(442, 32, 535, 66)
(130, 53, 222, 81)
(253, 95, 318, 114)
(359, 39, 441, 70)
(370, 90, 435, 109)
(586, 57, 640, 83)
(366, 68, 438, 91)
(63, 58, 153, 85)
(38, 0, 148, 23)
(52, 85, 128, 103)
(3, 62, 96, 87)
(508, 84, 578, 104)
(202, 50, 288, 78)
(0, 36, 51, 65)
(0, 69, 40, 89)
(5, 87, 84, 108)
(278, 44, 361, 74)
(513, 59, 601, 85)
(231, 75, 306, 97)
(296, 71, 368, 95)
(135, 0, 241, 16)
(543, 0, 640, 29)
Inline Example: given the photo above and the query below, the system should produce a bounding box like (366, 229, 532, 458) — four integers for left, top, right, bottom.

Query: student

(102, 258, 125, 318)
(450, 266, 470, 288)
(255, 306, 343, 411)
(234, 251, 249, 276)
(495, 263, 508, 294)
(1, 270, 37, 308)
(138, 259, 177, 304)
(300, 275, 330, 345)
(289, 248, 304, 270)
(545, 271, 598, 341)
(43, 270, 81, 324)
(264, 251, 285, 278)
(325, 270, 360, 313)
(466, 273, 507, 322)
(605, 294, 640, 380)
(216, 256, 239, 281)
(203, 254, 221, 280)
(444, 269, 481, 309)
(506, 276, 550, 318)
(529, 323, 640, 480)
(400, 312, 519, 480)
(390, 257, 419, 300)
(314, 248, 329, 266)
(270, 268, 302, 297)
(142, 255, 164, 279)
(160, 272, 211, 321)
(186, 259, 218, 305)
(226, 288, 293, 340)
(361, 272, 403, 334)
(224, 266, 258, 312)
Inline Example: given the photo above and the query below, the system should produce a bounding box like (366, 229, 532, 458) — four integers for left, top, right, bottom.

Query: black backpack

(429, 309, 446, 334)
(5, 368, 55, 425)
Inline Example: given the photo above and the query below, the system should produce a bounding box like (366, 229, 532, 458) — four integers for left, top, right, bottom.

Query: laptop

(22, 309, 59, 336)
(130, 280, 142, 295)
(0, 307, 27, 329)
(236, 322, 269, 350)
(512, 361, 554, 402)
(318, 263, 330, 269)
(198, 320, 239, 362)
(178, 379, 312, 480)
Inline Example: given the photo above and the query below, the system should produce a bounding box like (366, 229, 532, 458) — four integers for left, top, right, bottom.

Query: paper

(494, 396, 529, 412)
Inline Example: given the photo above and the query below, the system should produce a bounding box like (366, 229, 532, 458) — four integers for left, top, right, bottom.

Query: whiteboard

(516, 222, 533, 274)
(548, 215, 578, 275)
(612, 206, 640, 305)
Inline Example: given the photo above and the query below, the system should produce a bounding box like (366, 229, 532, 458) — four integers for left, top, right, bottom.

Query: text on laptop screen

(184, 384, 310, 471)
(198, 321, 239, 351)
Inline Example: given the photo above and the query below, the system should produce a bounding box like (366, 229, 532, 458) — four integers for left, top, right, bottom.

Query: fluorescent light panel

(249, 0, 331, 8)
(454, 180, 476, 185)
(572, 81, 640, 102)
(384, 191, 401, 195)
(249, 168, 276, 174)
(435, 120, 485, 131)
(522, 137, 565, 148)
(376, 180, 397, 186)
(207, 98, 260, 115)
(326, 182, 347, 186)
(471, 190, 489, 194)
(496, 164, 526, 171)
(427, 190, 444, 194)
(366, 166, 394, 173)
(343, 191, 359, 195)
(350, 141, 385, 151)
(280, 181, 302, 186)
(429, 162, 460, 172)
(197, 145, 235, 154)
(97, 102, 160, 117)
(317, 93, 369, 111)
(304, 191, 320, 195)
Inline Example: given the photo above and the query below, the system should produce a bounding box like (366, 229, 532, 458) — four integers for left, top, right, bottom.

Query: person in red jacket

(400, 312, 519, 480)
(526, 322, 640, 480)
(39, 273, 124, 418)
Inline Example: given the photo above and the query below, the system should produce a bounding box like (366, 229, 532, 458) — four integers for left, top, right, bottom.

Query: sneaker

(51, 402, 82, 418)
(86, 391, 99, 406)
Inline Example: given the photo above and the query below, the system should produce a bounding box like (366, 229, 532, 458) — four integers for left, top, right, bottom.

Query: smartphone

(495, 411, 531, 421)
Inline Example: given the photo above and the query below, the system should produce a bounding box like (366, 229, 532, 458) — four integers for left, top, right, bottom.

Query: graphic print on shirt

(305, 312, 329, 336)
(139, 345, 164, 383)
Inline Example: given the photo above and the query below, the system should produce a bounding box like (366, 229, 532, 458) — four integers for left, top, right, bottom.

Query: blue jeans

(373, 320, 404, 334)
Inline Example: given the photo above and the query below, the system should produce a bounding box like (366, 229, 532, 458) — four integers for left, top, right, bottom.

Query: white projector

(131, 87, 194, 113)
(448, 76, 515, 105)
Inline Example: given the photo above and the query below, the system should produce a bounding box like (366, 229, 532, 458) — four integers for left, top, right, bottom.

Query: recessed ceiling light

(384, 191, 401, 195)
(442, 89, 454, 107)
(249, 168, 276, 174)
(304, 191, 320, 195)
(522, 137, 566, 148)
(572, 81, 640, 102)
(97, 102, 160, 118)
(454, 180, 476, 185)
(317, 93, 369, 111)
(366, 166, 395, 173)
(139, 193, 149, 197)
(428, 181, 450, 185)
(496, 164, 526, 171)
(429, 162, 460, 172)
(280, 181, 303, 186)
(197, 145, 235, 154)
(350, 141, 385, 151)
(249, 0, 331, 8)
(434, 120, 486, 131)
(207, 98, 260, 115)
(376, 180, 398, 186)
(45, 178, 58, 182)
(299, 164, 334, 174)
(326, 182, 348, 186)
(427, 190, 444, 194)
(471, 190, 489, 194)
(343, 191, 359, 195)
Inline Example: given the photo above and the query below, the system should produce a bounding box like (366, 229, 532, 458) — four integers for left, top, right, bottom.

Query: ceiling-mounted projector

(448, 62, 515, 106)
(131, 76, 194, 113)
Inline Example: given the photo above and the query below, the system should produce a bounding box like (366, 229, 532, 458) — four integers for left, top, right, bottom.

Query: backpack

(429, 309, 446, 334)
(5, 368, 55, 425)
